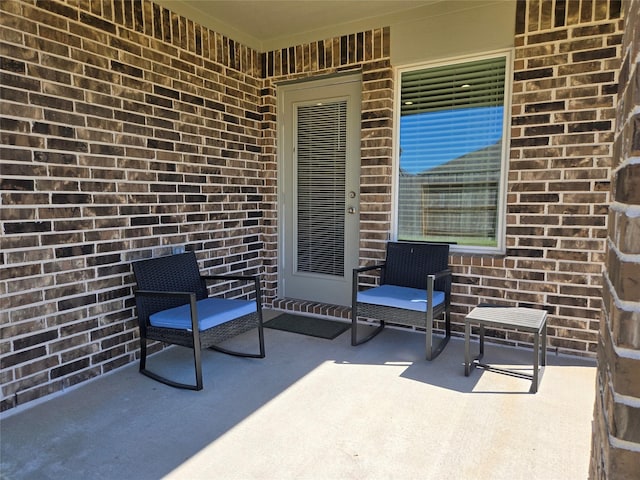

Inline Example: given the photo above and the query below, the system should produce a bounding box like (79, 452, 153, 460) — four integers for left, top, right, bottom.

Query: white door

(278, 75, 361, 306)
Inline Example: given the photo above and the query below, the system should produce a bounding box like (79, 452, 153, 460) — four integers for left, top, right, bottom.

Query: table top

(465, 307, 547, 332)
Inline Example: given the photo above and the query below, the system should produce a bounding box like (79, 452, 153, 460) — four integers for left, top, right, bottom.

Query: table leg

(479, 324, 485, 357)
(465, 320, 471, 376)
(541, 320, 547, 367)
(532, 332, 540, 393)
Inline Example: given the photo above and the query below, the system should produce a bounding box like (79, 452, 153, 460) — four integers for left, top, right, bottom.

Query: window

(396, 53, 511, 253)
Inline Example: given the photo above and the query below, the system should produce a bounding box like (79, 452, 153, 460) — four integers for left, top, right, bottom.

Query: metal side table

(464, 306, 547, 393)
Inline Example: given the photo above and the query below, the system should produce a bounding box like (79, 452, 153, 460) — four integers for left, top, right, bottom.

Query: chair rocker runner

(132, 251, 265, 390)
(351, 241, 452, 360)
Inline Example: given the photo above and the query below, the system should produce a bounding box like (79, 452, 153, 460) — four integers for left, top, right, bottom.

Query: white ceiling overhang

(153, 0, 444, 51)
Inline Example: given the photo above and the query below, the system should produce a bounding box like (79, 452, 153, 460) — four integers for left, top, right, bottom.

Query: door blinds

(295, 101, 346, 276)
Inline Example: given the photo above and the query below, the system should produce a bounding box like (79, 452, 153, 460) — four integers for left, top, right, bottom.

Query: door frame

(276, 72, 362, 305)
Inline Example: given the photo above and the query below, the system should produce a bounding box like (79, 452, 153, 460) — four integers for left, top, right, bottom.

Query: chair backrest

(382, 242, 450, 292)
(132, 252, 208, 325)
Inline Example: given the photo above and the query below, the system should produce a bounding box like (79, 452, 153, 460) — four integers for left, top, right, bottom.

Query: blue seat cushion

(357, 284, 445, 312)
(149, 297, 256, 331)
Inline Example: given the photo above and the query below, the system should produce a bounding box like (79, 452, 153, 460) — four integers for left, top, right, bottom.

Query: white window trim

(392, 49, 514, 255)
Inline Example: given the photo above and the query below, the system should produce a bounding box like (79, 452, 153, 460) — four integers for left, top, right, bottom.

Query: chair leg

(139, 335, 204, 391)
(425, 311, 451, 361)
(258, 319, 265, 356)
(192, 343, 203, 390)
(209, 327, 265, 359)
(351, 303, 385, 346)
(211, 285, 266, 359)
(208, 314, 266, 358)
(140, 361, 203, 390)
(139, 335, 147, 372)
(464, 319, 472, 376)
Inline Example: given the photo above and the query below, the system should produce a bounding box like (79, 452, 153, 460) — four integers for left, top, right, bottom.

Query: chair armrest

(135, 290, 196, 300)
(426, 269, 452, 292)
(201, 275, 263, 311)
(353, 263, 385, 274)
(426, 269, 452, 306)
(430, 268, 452, 281)
(352, 264, 385, 303)
(201, 274, 260, 283)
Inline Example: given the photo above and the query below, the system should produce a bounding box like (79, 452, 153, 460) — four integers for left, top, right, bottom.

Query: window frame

(392, 49, 513, 255)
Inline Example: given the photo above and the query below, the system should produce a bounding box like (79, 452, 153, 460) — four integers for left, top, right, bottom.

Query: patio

(1, 313, 596, 480)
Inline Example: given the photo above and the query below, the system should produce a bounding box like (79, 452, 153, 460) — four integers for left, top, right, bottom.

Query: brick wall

(590, 0, 640, 476)
(445, 0, 623, 356)
(0, 0, 264, 411)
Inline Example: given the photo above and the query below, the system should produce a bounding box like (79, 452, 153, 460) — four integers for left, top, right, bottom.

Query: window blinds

(401, 57, 505, 114)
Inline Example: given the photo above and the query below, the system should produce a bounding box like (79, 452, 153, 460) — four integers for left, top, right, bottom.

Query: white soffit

(153, 0, 443, 51)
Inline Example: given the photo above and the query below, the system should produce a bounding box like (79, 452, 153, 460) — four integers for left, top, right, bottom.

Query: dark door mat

(264, 313, 350, 340)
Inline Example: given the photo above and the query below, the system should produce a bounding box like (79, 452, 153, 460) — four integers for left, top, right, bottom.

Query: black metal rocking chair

(132, 251, 265, 390)
(351, 241, 452, 360)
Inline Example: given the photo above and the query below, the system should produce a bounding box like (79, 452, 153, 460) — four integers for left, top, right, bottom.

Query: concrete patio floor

(1, 312, 597, 480)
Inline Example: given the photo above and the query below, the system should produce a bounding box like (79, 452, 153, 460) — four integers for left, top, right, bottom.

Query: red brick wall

(590, 0, 640, 476)
(1, 0, 264, 410)
(446, 0, 623, 356)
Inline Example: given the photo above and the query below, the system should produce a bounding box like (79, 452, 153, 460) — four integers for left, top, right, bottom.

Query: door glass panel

(296, 101, 347, 276)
